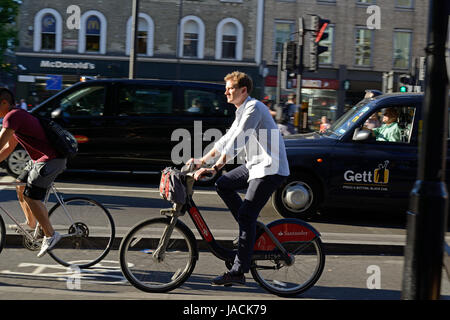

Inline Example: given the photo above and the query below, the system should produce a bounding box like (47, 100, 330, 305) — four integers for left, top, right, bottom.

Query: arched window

(126, 13, 154, 56)
(86, 16, 101, 52)
(179, 16, 205, 58)
(33, 8, 62, 52)
(78, 10, 107, 54)
(216, 18, 243, 60)
(41, 14, 56, 50)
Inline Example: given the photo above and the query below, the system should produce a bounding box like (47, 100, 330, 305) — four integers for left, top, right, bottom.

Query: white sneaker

(37, 231, 61, 258)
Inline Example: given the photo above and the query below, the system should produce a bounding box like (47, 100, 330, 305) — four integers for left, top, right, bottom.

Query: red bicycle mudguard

(253, 218, 321, 251)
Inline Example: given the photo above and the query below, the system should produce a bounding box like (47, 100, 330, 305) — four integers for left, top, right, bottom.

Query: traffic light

(398, 74, 413, 92)
(282, 41, 297, 72)
(309, 15, 330, 72)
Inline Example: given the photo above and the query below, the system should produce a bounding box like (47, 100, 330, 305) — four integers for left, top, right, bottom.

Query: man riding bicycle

(188, 71, 290, 286)
(0, 87, 66, 257)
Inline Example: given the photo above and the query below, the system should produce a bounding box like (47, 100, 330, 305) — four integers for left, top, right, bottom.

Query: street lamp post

(128, 0, 140, 79)
(401, 0, 449, 300)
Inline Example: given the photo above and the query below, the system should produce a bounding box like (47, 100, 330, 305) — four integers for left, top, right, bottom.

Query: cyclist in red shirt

(0, 87, 66, 257)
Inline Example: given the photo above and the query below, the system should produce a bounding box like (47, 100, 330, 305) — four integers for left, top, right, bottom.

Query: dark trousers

(215, 165, 286, 273)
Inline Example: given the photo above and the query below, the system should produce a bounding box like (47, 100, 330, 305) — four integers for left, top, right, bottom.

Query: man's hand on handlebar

(186, 158, 204, 170)
(186, 158, 220, 181)
(194, 167, 216, 181)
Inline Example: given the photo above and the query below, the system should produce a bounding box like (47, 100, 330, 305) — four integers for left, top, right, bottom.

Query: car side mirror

(50, 107, 63, 119)
(353, 128, 372, 141)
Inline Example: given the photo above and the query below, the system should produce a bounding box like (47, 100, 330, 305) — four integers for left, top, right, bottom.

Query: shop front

(264, 75, 339, 131)
(15, 53, 261, 108)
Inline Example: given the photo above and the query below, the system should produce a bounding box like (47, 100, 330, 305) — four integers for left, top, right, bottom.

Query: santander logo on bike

(277, 231, 309, 237)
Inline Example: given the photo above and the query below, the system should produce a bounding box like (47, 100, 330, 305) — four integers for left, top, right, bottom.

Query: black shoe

(212, 271, 246, 287)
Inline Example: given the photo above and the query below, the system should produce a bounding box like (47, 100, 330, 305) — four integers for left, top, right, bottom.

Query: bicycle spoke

(251, 238, 325, 296)
(119, 218, 197, 293)
(48, 198, 115, 268)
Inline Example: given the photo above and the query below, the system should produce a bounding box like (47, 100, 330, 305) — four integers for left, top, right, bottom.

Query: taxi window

(117, 85, 173, 115)
(325, 100, 371, 138)
(365, 106, 416, 143)
(182, 88, 232, 116)
(59, 86, 106, 117)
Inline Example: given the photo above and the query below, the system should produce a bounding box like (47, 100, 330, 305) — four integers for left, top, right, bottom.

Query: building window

(273, 20, 294, 61)
(33, 8, 62, 52)
(393, 30, 412, 69)
(222, 34, 236, 59)
(41, 14, 56, 50)
(395, 0, 414, 9)
(78, 10, 107, 54)
(184, 26, 198, 57)
(216, 18, 243, 60)
(319, 24, 334, 65)
(317, 0, 336, 4)
(355, 27, 373, 66)
(356, 0, 375, 4)
(85, 16, 101, 52)
(126, 14, 154, 56)
(179, 16, 205, 59)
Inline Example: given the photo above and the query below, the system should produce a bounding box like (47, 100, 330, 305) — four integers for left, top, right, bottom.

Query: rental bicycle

(0, 181, 115, 268)
(119, 164, 325, 297)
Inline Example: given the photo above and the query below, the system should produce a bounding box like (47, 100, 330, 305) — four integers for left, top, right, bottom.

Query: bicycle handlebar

(181, 162, 214, 178)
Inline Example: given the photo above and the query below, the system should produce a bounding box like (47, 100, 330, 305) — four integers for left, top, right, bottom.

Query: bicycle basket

(159, 167, 187, 205)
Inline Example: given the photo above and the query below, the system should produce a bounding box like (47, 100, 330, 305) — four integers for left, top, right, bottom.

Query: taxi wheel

(272, 174, 321, 219)
(5, 148, 30, 178)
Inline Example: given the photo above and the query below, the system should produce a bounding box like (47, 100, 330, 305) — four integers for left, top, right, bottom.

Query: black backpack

(36, 116, 78, 159)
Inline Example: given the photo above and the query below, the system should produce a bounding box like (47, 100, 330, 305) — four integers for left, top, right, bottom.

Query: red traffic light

(315, 20, 329, 43)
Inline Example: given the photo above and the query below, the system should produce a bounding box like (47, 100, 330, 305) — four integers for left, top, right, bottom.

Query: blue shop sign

(46, 75, 63, 91)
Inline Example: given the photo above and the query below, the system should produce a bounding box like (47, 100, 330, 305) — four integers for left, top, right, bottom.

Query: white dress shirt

(214, 97, 290, 181)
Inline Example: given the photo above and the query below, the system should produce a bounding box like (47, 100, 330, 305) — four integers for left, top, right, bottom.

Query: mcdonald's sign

(86, 16, 100, 35)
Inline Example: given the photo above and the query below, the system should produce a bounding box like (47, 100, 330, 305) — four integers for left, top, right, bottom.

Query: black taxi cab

(1, 79, 234, 177)
(272, 92, 448, 219)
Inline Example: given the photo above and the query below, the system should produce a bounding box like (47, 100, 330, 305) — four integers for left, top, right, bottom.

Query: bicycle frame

(0, 183, 78, 242)
(157, 174, 321, 266)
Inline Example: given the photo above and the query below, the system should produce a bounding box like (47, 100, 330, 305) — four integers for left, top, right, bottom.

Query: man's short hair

(383, 107, 399, 118)
(224, 71, 253, 94)
(0, 87, 15, 106)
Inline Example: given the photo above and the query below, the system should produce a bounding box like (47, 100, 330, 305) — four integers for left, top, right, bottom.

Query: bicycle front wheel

(48, 197, 115, 268)
(0, 215, 5, 254)
(251, 237, 325, 297)
(119, 217, 198, 293)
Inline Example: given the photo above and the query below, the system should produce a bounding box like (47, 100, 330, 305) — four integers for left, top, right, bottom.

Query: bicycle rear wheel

(47, 197, 115, 268)
(251, 237, 325, 297)
(119, 217, 198, 293)
(0, 215, 5, 254)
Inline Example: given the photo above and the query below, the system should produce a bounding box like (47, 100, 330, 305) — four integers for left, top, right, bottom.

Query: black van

(1, 79, 235, 176)
(272, 92, 450, 219)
